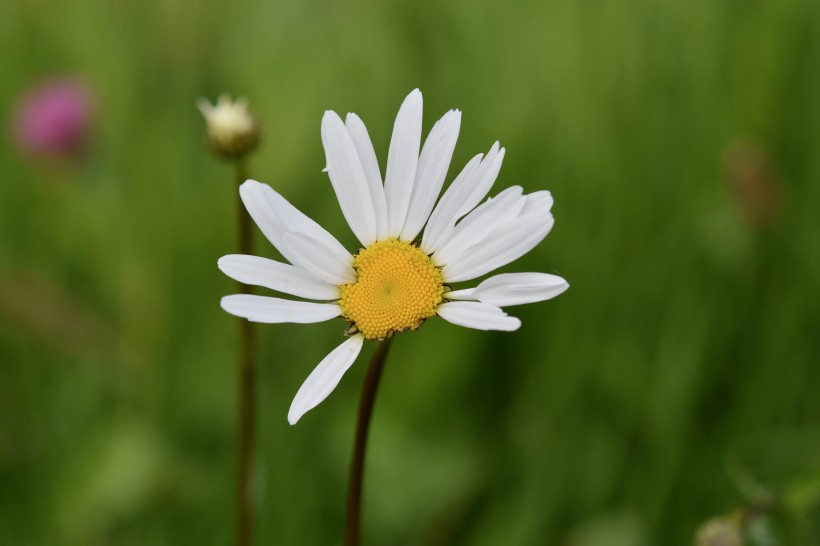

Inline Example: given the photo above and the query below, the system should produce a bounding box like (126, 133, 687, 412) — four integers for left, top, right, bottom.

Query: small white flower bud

(695, 517, 744, 546)
(197, 94, 260, 160)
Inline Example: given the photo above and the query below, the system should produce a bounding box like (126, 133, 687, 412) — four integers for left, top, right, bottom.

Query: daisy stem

(235, 160, 256, 546)
(345, 337, 394, 546)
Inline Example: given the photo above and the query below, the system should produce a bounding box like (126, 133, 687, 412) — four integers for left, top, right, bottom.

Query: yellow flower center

(339, 239, 444, 340)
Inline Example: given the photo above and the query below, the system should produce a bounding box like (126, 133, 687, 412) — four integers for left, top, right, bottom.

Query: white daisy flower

(218, 89, 568, 425)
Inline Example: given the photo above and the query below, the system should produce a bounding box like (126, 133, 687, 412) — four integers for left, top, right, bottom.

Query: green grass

(1, 0, 819, 544)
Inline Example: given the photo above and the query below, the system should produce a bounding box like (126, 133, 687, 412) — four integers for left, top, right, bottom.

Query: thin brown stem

(235, 162, 255, 546)
(345, 337, 393, 546)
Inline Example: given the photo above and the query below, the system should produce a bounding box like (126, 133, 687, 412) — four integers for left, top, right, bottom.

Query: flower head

(197, 94, 259, 160)
(11, 77, 93, 158)
(218, 89, 569, 424)
(695, 517, 744, 546)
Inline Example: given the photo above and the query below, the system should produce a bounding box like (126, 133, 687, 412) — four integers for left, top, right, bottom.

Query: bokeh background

(2, 0, 819, 544)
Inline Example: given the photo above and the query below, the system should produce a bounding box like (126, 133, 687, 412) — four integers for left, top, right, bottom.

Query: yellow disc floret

(339, 239, 444, 340)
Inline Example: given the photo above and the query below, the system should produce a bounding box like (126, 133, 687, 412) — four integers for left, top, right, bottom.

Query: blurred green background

(2, 0, 820, 544)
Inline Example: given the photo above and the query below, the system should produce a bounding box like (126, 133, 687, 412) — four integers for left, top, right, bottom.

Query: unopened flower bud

(197, 94, 259, 160)
(695, 517, 743, 546)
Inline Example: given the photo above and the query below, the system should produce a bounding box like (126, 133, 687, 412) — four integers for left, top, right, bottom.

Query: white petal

(280, 231, 356, 286)
(442, 288, 475, 300)
(238, 180, 289, 250)
(345, 113, 389, 241)
(521, 190, 554, 214)
(196, 98, 214, 116)
(421, 143, 505, 253)
(442, 211, 555, 283)
(463, 273, 569, 307)
(321, 111, 378, 246)
(288, 335, 365, 425)
(221, 294, 341, 323)
(433, 186, 525, 266)
(452, 144, 505, 219)
(384, 89, 423, 237)
(449, 186, 524, 236)
(239, 180, 354, 272)
(217, 254, 339, 300)
(437, 301, 521, 331)
(400, 109, 461, 241)
(419, 153, 482, 252)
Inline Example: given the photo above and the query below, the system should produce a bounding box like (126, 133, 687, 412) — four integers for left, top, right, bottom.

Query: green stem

(345, 338, 394, 546)
(235, 162, 255, 546)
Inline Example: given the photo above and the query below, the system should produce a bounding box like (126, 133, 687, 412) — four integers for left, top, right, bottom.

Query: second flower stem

(345, 337, 394, 546)
(235, 161, 256, 546)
